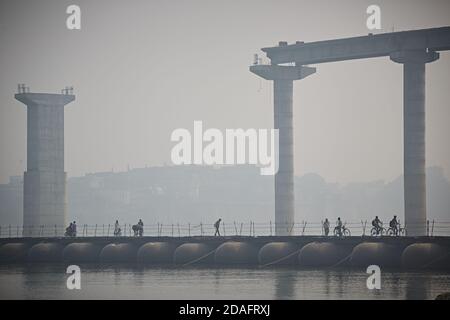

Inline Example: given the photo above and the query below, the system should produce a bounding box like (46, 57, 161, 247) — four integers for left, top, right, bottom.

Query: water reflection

(22, 264, 66, 299)
(0, 264, 448, 299)
(273, 269, 295, 299)
(405, 273, 429, 300)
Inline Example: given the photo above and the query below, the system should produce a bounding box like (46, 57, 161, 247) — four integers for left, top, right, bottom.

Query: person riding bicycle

(336, 217, 343, 237)
(389, 215, 399, 236)
(323, 218, 330, 236)
(372, 216, 382, 235)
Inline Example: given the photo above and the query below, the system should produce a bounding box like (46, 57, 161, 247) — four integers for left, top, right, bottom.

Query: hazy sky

(1, 0, 449, 184)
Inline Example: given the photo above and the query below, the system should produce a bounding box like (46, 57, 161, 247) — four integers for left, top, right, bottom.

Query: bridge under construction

(5, 27, 450, 269)
(250, 26, 450, 236)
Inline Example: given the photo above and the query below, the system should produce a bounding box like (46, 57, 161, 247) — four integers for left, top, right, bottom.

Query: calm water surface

(0, 264, 449, 299)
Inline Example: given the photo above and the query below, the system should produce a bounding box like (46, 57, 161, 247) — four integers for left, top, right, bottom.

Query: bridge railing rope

(1, 220, 450, 238)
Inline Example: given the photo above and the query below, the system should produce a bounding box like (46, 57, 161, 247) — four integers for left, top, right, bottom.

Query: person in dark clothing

(138, 219, 144, 236)
(372, 216, 382, 235)
(72, 221, 77, 236)
(114, 220, 121, 236)
(214, 219, 222, 236)
(65, 222, 73, 237)
(389, 215, 399, 236)
(323, 218, 330, 236)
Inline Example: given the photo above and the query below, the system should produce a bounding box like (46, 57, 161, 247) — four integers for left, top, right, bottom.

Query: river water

(0, 264, 449, 299)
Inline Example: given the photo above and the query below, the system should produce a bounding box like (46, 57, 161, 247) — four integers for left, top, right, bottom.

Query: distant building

(0, 176, 23, 226)
(0, 166, 449, 233)
(67, 165, 273, 225)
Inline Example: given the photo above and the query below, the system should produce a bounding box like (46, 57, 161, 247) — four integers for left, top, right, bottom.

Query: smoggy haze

(1, 0, 450, 185)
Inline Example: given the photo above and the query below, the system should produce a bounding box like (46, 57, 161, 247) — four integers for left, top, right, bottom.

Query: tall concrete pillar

(15, 88, 75, 236)
(250, 64, 315, 235)
(390, 50, 439, 236)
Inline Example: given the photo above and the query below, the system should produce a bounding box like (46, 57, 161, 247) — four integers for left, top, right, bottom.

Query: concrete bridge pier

(390, 50, 439, 236)
(15, 89, 75, 236)
(250, 61, 316, 235)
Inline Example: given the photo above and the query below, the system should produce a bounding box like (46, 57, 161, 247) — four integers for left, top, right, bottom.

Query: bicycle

(387, 224, 407, 236)
(370, 224, 385, 236)
(334, 224, 351, 237)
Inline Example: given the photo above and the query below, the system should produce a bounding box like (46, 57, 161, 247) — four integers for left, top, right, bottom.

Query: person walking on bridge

(138, 219, 144, 236)
(72, 221, 77, 237)
(335, 217, 343, 237)
(65, 222, 74, 237)
(114, 220, 121, 236)
(214, 218, 222, 236)
(323, 218, 330, 236)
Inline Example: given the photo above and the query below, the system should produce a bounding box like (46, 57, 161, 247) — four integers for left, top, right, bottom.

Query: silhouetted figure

(65, 222, 75, 237)
(390, 215, 399, 236)
(114, 220, 121, 236)
(323, 218, 330, 236)
(138, 219, 144, 236)
(335, 217, 343, 237)
(132, 219, 144, 236)
(72, 221, 77, 237)
(214, 218, 222, 236)
(372, 216, 382, 235)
